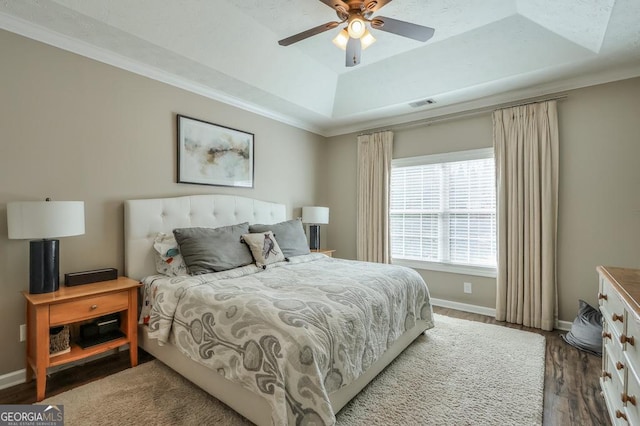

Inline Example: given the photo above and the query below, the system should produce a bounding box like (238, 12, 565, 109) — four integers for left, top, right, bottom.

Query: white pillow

(153, 233, 188, 276)
(241, 231, 286, 268)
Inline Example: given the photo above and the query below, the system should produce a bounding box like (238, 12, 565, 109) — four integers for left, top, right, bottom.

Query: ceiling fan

(278, 0, 435, 67)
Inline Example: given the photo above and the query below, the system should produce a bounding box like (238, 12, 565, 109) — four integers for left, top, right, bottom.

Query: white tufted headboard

(124, 194, 287, 280)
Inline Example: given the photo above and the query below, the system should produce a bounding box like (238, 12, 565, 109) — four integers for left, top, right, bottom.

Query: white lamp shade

(360, 29, 376, 50)
(7, 201, 85, 239)
(332, 29, 349, 50)
(348, 18, 366, 39)
(302, 206, 329, 225)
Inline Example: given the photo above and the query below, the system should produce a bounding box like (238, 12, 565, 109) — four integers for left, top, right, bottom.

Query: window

(390, 148, 496, 277)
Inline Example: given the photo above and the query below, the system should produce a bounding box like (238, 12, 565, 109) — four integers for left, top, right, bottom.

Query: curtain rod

(493, 94, 568, 111)
(358, 94, 568, 136)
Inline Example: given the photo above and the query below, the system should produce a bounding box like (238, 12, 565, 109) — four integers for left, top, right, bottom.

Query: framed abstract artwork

(177, 114, 254, 188)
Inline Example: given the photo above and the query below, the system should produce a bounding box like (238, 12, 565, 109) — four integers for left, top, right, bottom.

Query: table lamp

(7, 199, 85, 294)
(302, 206, 329, 251)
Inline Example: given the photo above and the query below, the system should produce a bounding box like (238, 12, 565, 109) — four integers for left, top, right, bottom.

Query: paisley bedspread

(141, 253, 433, 425)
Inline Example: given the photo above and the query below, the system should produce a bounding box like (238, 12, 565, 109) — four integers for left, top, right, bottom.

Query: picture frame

(177, 114, 254, 188)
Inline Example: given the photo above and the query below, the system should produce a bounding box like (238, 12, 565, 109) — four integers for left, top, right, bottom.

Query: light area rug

(41, 314, 545, 425)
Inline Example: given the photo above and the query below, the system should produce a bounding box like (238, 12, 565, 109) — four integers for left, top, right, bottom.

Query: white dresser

(599, 266, 640, 425)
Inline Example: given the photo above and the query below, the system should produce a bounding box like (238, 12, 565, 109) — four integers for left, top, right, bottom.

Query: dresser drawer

(625, 368, 640, 425)
(603, 352, 629, 425)
(600, 276, 627, 336)
(606, 323, 627, 385)
(50, 291, 129, 325)
(625, 315, 640, 377)
(598, 267, 640, 426)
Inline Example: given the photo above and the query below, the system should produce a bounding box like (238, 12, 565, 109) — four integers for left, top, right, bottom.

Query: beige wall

(326, 77, 640, 323)
(2, 26, 639, 378)
(0, 30, 326, 375)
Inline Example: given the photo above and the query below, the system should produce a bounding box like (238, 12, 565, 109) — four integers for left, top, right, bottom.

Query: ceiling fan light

(332, 29, 349, 50)
(360, 29, 376, 50)
(347, 18, 366, 39)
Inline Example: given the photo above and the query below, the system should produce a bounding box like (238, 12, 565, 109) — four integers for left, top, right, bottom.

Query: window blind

(390, 150, 496, 269)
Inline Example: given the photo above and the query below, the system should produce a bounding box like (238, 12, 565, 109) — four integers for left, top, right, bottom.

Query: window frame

(390, 147, 497, 278)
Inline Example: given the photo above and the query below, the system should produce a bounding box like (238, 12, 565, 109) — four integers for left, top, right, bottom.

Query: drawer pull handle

(613, 313, 624, 323)
(602, 331, 612, 340)
(602, 371, 612, 379)
(623, 393, 637, 406)
(617, 361, 625, 370)
(616, 410, 628, 420)
(621, 334, 635, 346)
(598, 292, 608, 301)
(90, 304, 98, 310)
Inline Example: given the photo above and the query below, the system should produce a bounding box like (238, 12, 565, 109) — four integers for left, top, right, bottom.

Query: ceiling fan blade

(371, 16, 435, 42)
(278, 21, 341, 46)
(346, 37, 361, 67)
(317, 0, 350, 14)
(363, 0, 393, 13)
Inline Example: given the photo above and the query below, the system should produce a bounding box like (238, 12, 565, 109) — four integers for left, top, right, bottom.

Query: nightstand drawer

(50, 291, 129, 325)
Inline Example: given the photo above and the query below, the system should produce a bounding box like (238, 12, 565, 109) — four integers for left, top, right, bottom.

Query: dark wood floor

(0, 308, 609, 425)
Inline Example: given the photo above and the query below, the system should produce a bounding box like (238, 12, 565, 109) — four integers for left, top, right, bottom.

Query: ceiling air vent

(409, 99, 436, 108)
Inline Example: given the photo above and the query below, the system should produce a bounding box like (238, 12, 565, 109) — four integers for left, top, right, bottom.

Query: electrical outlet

(19, 324, 26, 342)
(463, 282, 472, 294)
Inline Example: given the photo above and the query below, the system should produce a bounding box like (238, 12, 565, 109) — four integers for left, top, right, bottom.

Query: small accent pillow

(153, 233, 188, 276)
(173, 223, 253, 274)
(562, 299, 603, 356)
(249, 219, 310, 258)
(241, 231, 286, 268)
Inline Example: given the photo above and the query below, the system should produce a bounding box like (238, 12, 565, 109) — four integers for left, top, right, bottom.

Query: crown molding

(324, 62, 640, 137)
(2, 11, 639, 139)
(0, 12, 327, 136)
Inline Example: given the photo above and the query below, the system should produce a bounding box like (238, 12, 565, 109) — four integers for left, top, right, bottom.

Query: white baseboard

(0, 368, 26, 390)
(430, 298, 497, 317)
(431, 298, 572, 331)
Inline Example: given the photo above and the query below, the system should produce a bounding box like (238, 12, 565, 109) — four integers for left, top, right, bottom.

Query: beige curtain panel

(493, 101, 559, 331)
(356, 131, 393, 263)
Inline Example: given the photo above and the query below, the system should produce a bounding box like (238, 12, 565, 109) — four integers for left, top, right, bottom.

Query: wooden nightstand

(22, 276, 141, 401)
(311, 249, 336, 257)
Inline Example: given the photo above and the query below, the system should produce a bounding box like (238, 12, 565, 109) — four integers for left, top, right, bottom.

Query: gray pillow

(173, 223, 253, 274)
(249, 219, 310, 258)
(562, 299, 602, 356)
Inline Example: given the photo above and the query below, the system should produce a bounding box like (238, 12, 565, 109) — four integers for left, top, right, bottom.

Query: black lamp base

(29, 239, 60, 294)
(309, 225, 321, 251)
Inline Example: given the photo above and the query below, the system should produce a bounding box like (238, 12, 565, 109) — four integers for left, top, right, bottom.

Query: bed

(124, 194, 433, 426)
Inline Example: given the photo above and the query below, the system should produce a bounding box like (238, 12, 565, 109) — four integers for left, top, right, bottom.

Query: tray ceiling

(1, 0, 639, 136)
